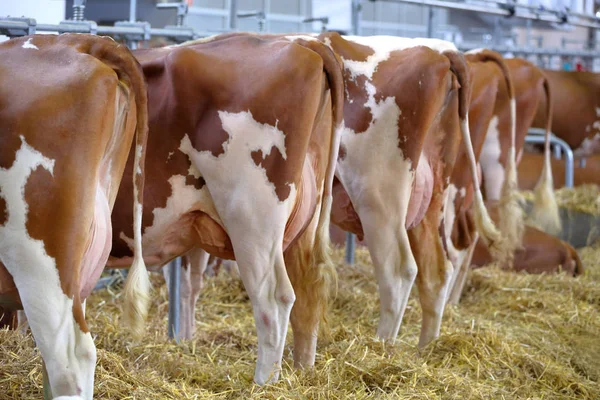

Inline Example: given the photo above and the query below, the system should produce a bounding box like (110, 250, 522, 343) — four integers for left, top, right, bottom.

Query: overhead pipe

(366, 0, 600, 29)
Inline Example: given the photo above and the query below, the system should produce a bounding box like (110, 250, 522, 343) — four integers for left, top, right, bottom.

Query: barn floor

(1, 244, 599, 399)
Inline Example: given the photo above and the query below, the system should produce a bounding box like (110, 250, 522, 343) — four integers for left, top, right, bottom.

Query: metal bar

(345, 232, 356, 265)
(368, 0, 600, 29)
(352, 0, 361, 35)
(130, 0, 137, 22)
(229, 0, 238, 30)
(457, 43, 599, 58)
(168, 257, 182, 342)
(526, 128, 574, 188)
(484, 0, 600, 24)
(427, 6, 434, 38)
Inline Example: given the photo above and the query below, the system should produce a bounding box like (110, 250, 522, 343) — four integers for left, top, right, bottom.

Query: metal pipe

(427, 6, 434, 38)
(457, 43, 599, 58)
(352, 0, 361, 35)
(129, 0, 137, 22)
(168, 257, 182, 342)
(345, 232, 356, 265)
(229, 0, 238, 30)
(526, 128, 574, 188)
(368, 0, 600, 29)
(73, 0, 86, 21)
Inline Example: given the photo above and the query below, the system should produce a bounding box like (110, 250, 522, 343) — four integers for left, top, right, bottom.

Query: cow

(447, 57, 560, 304)
(478, 58, 560, 235)
(532, 70, 600, 157)
(445, 50, 517, 304)
(0, 34, 148, 400)
(448, 203, 584, 305)
(106, 33, 344, 383)
(321, 34, 511, 348)
(471, 222, 584, 277)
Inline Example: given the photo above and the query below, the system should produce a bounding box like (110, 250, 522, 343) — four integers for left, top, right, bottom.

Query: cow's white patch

(179, 137, 203, 179)
(465, 48, 487, 55)
(285, 34, 318, 42)
(596, 107, 600, 117)
(167, 151, 174, 161)
(479, 115, 504, 200)
(442, 184, 466, 264)
(0, 136, 95, 398)
(22, 38, 39, 50)
(341, 35, 457, 81)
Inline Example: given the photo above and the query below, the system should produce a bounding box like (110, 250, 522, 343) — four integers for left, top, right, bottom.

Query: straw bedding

(522, 185, 600, 216)
(1, 244, 599, 399)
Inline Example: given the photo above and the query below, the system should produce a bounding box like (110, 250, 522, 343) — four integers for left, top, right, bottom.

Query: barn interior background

(1, 1, 600, 399)
(2, 0, 599, 70)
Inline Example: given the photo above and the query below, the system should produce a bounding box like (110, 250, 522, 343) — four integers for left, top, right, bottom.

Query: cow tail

(467, 49, 524, 264)
(445, 50, 508, 265)
(88, 36, 151, 338)
(531, 75, 561, 235)
(289, 39, 343, 332)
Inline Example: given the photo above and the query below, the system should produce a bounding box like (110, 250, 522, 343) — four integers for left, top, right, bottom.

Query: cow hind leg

(409, 211, 453, 348)
(446, 233, 479, 305)
(234, 245, 295, 384)
(361, 211, 417, 341)
(4, 255, 95, 399)
(286, 202, 336, 368)
(186, 248, 209, 337)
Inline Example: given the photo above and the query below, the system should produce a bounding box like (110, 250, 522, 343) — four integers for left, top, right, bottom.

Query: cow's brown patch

(0, 132, 22, 170)
(344, 74, 373, 133)
(338, 143, 347, 161)
(0, 197, 6, 226)
(251, 148, 291, 201)
(185, 175, 206, 190)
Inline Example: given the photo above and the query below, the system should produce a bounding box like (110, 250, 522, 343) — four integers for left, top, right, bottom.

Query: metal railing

(525, 128, 574, 187)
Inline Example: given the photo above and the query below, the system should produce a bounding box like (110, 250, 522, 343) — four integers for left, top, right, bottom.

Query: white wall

(1, 0, 66, 42)
(1, 0, 66, 22)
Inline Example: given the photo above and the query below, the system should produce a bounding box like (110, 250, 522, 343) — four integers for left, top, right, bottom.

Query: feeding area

(1, 236, 599, 399)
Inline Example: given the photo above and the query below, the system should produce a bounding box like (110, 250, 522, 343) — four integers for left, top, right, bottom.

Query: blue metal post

(167, 257, 181, 342)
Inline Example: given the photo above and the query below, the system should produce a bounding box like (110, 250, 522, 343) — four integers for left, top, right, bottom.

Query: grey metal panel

(268, 20, 302, 32)
(270, 0, 301, 14)
(197, 0, 227, 8)
(239, 0, 264, 10)
(187, 14, 226, 32)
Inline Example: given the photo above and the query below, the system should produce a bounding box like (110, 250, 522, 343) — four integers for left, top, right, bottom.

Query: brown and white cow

(532, 70, 600, 157)
(448, 57, 566, 304)
(0, 34, 148, 399)
(322, 34, 509, 348)
(107, 33, 344, 383)
(477, 58, 560, 235)
(471, 224, 584, 276)
(445, 50, 518, 304)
